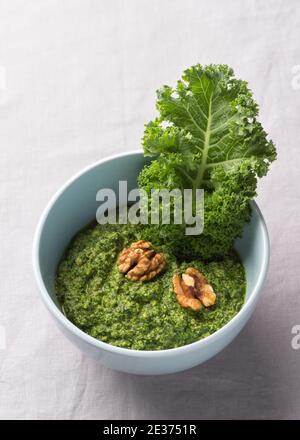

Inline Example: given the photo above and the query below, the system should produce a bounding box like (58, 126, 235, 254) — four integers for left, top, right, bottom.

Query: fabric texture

(0, 0, 299, 420)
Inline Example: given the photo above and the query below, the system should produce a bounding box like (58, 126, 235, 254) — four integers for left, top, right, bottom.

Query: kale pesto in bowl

(33, 150, 270, 374)
(33, 64, 275, 374)
(56, 223, 246, 351)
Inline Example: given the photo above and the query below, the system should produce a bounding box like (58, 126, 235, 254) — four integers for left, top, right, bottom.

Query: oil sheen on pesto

(56, 223, 246, 351)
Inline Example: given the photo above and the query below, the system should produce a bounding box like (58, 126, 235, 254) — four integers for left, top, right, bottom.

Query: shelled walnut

(117, 240, 166, 281)
(172, 267, 216, 311)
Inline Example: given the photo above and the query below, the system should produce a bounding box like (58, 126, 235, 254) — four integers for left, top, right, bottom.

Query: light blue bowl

(33, 150, 270, 375)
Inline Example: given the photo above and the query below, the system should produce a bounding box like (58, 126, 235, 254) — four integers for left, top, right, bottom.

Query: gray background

(0, 0, 299, 420)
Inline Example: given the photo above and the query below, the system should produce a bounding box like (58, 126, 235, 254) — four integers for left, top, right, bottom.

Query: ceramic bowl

(33, 151, 270, 375)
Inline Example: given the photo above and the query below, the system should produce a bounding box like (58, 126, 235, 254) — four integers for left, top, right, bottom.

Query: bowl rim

(33, 149, 270, 358)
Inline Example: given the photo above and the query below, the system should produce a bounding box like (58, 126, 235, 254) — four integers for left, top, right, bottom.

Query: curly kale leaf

(138, 64, 276, 260)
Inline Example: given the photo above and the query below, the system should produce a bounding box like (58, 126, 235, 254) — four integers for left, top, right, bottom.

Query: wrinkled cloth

(0, 0, 300, 420)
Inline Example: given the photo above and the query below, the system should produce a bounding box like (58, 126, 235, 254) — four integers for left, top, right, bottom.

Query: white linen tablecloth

(0, 0, 299, 419)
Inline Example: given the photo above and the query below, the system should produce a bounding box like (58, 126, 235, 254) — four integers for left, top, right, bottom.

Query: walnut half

(117, 240, 166, 281)
(172, 267, 216, 311)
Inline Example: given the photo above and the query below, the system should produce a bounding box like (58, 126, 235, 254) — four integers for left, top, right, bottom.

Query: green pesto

(56, 223, 246, 351)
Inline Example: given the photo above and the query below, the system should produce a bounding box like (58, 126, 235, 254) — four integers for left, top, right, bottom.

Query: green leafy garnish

(138, 64, 276, 260)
